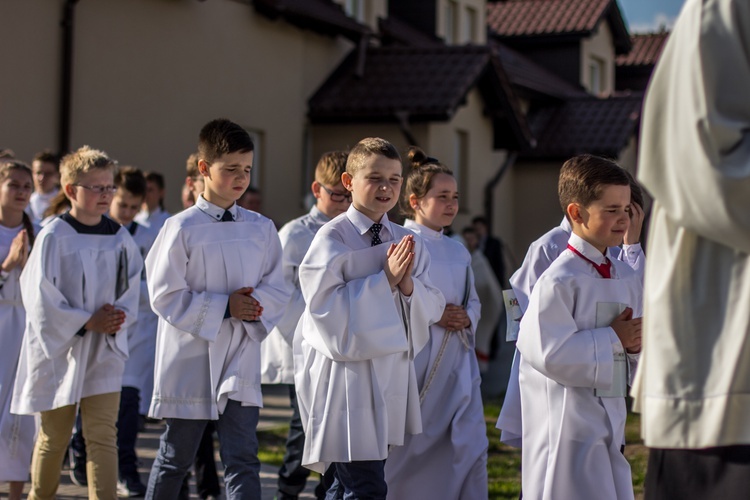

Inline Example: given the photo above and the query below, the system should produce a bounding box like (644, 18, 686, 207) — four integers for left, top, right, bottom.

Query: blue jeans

(325, 460, 386, 500)
(146, 400, 260, 499)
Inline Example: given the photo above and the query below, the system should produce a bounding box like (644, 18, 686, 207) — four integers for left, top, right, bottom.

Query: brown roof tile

(308, 45, 533, 149)
(521, 93, 642, 158)
(616, 32, 669, 67)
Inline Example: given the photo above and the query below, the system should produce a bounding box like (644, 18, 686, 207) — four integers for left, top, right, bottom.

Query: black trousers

(645, 446, 750, 499)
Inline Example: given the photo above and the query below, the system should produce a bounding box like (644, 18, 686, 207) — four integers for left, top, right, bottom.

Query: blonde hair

(346, 137, 400, 176)
(315, 151, 349, 186)
(60, 146, 117, 186)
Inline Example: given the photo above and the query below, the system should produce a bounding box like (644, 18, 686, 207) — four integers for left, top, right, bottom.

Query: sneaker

(117, 476, 147, 497)
(68, 448, 87, 487)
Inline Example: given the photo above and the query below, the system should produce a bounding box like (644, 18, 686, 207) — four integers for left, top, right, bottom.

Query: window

(589, 56, 605, 95)
(246, 128, 263, 189)
(344, 0, 365, 22)
(463, 6, 477, 43)
(454, 130, 469, 211)
(445, 1, 458, 45)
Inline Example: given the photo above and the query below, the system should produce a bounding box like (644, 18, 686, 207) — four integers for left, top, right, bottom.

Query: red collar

(567, 244, 612, 279)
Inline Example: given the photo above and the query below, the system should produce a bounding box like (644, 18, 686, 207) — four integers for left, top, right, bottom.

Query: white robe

(632, 0, 750, 449)
(119, 222, 159, 416)
(293, 206, 445, 473)
(260, 206, 329, 385)
(384, 220, 488, 500)
(517, 234, 641, 500)
(12, 217, 142, 414)
(498, 218, 644, 447)
(28, 189, 58, 223)
(146, 197, 289, 420)
(0, 224, 38, 481)
(135, 206, 170, 233)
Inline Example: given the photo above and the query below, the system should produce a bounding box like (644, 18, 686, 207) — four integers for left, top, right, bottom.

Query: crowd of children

(0, 116, 649, 500)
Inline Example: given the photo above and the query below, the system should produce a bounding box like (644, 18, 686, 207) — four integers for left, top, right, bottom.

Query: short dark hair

(346, 137, 400, 176)
(623, 168, 644, 208)
(33, 149, 61, 169)
(144, 171, 165, 190)
(115, 166, 147, 198)
(198, 119, 254, 164)
(558, 154, 629, 216)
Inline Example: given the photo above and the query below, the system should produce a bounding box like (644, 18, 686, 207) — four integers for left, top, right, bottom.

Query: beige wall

(1, 0, 353, 225)
(581, 21, 615, 95)
(0, 0, 62, 161)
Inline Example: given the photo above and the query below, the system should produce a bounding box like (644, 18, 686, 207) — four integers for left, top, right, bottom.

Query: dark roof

(487, 0, 632, 54)
(308, 45, 533, 150)
(378, 16, 444, 48)
(491, 40, 586, 99)
(616, 32, 669, 67)
(252, 0, 371, 42)
(521, 93, 642, 159)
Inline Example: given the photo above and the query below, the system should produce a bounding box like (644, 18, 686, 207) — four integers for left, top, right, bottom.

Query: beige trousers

(29, 391, 120, 500)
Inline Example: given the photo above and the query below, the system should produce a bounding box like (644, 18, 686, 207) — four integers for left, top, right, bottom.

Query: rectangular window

(464, 6, 477, 43)
(345, 0, 365, 22)
(589, 56, 604, 95)
(445, 1, 458, 44)
(454, 130, 469, 212)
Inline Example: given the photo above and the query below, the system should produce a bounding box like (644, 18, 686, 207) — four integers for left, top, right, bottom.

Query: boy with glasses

(12, 146, 143, 499)
(261, 150, 350, 500)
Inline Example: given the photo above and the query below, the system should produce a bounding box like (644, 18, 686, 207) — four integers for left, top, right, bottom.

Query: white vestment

(632, 0, 750, 448)
(135, 206, 170, 233)
(293, 206, 445, 473)
(28, 189, 58, 223)
(0, 224, 38, 481)
(260, 206, 329, 385)
(12, 216, 142, 414)
(120, 222, 159, 415)
(517, 234, 641, 500)
(146, 197, 289, 420)
(384, 220, 488, 500)
(498, 217, 643, 447)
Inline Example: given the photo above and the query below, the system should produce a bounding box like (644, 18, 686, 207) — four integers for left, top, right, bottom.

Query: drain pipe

(483, 151, 517, 232)
(59, 0, 80, 155)
(395, 111, 419, 147)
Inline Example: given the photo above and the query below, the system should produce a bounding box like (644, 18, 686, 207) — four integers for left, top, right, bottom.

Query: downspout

(394, 111, 419, 147)
(59, 0, 80, 155)
(483, 151, 517, 232)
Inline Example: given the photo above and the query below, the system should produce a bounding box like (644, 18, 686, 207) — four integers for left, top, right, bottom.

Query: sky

(618, 0, 686, 33)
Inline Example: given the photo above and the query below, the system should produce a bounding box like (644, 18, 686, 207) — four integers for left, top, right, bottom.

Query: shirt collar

(567, 233, 609, 265)
(196, 195, 238, 222)
(346, 204, 391, 237)
(403, 218, 442, 239)
(560, 216, 572, 233)
(309, 205, 331, 225)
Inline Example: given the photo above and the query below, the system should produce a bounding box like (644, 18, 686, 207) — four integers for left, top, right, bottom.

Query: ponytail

(22, 211, 35, 248)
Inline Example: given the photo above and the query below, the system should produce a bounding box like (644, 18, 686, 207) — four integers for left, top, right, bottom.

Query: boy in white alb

(261, 151, 350, 500)
(145, 119, 289, 499)
(12, 146, 143, 499)
(294, 138, 445, 499)
(516, 155, 642, 500)
(498, 171, 645, 447)
(28, 150, 60, 223)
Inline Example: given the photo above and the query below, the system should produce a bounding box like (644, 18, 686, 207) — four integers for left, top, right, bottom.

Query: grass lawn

(258, 398, 649, 499)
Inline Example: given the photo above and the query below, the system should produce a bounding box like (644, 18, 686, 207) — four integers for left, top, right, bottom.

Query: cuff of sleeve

(76, 325, 87, 337)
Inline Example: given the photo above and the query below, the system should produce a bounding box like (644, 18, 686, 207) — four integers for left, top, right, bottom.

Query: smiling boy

(293, 138, 444, 499)
(516, 154, 642, 500)
(144, 119, 290, 499)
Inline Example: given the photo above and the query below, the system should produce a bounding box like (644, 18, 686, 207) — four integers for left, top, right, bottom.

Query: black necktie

(370, 223, 382, 246)
(221, 210, 233, 222)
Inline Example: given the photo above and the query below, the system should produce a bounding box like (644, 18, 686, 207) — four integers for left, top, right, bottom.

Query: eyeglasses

(320, 184, 352, 202)
(74, 184, 118, 195)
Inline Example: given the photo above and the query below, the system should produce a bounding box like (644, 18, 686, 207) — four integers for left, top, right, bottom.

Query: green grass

(258, 398, 648, 499)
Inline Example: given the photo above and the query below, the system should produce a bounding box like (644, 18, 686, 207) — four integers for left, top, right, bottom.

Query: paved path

(0, 385, 317, 499)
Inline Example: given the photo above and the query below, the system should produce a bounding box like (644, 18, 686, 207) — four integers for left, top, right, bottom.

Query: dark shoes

(117, 475, 147, 497)
(68, 447, 88, 487)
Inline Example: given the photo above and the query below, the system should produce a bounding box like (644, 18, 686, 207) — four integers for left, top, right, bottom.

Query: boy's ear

(341, 172, 353, 191)
(311, 181, 322, 199)
(567, 202, 583, 223)
(197, 159, 210, 177)
(63, 183, 77, 201)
